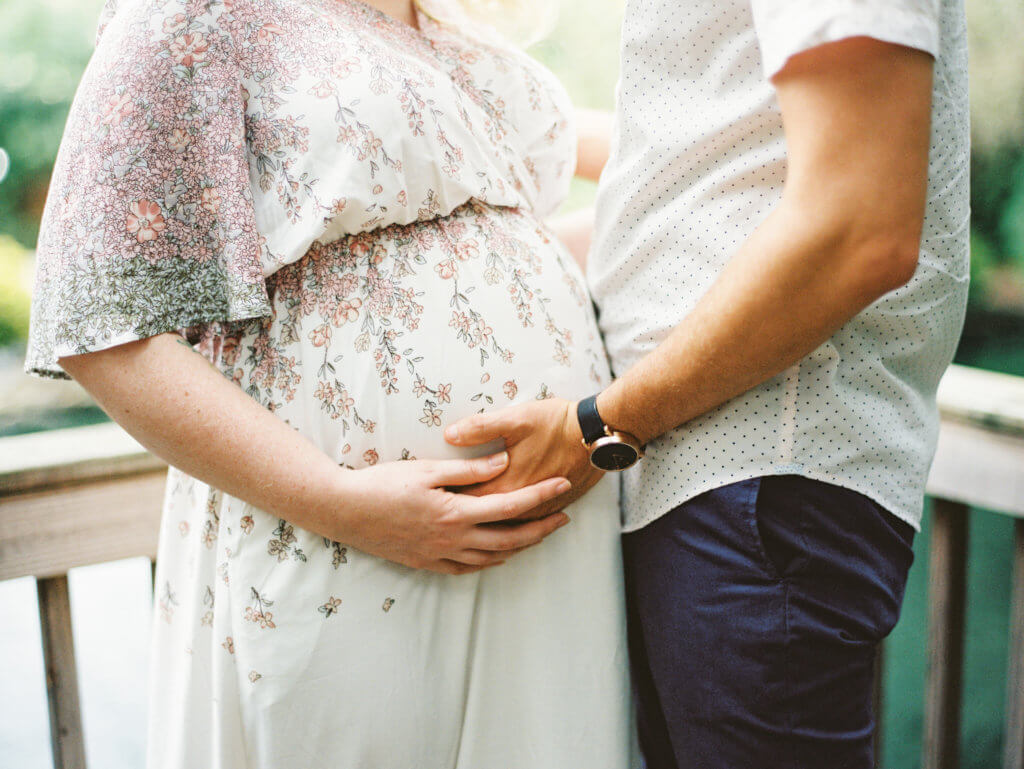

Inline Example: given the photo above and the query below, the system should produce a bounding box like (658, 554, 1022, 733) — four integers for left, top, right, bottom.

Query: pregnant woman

(25, 0, 636, 766)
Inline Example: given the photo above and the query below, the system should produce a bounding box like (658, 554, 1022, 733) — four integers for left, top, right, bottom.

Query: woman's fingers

(427, 452, 510, 487)
(460, 477, 571, 524)
(458, 545, 530, 566)
(451, 549, 509, 567)
(430, 560, 490, 576)
(465, 511, 570, 553)
(431, 540, 541, 573)
(444, 408, 516, 447)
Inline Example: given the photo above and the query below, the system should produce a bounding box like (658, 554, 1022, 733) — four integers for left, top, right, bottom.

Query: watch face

(590, 440, 640, 471)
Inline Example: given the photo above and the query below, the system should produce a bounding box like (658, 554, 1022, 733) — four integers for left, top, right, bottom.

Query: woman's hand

(444, 399, 603, 521)
(338, 451, 573, 575)
(60, 334, 570, 577)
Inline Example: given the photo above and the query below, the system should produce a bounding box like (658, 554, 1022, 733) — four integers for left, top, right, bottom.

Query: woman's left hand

(444, 398, 603, 519)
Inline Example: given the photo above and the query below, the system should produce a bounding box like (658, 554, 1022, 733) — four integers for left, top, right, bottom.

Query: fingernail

(557, 515, 570, 528)
(555, 479, 571, 494)
(445, 426, 459, 442)
(489, 451, 509, 467)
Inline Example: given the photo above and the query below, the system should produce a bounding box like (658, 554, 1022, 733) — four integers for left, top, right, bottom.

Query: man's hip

(622, 474, 915, 769)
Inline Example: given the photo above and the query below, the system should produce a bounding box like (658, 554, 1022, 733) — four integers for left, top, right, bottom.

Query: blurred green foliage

(0, 3, 1021, 768)
(0, 0, 104, 248)
(0, 235, 32, 346)
(2, 0, 1021, 313)
(974, 148, 1024, 268)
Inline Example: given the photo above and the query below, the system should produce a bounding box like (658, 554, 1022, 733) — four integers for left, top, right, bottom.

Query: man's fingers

(467, 511, 570, 552)
(461, 477, 571, 523)
(444, 409, 515, 447)
(428, 452, 509, 487)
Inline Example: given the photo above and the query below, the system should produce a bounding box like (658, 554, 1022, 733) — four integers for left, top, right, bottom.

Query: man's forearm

(596, 194, 919, 445)
(596, 38, 932, 447)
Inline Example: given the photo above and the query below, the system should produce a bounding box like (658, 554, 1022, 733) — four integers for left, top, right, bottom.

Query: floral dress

(26, 0, 637, 766)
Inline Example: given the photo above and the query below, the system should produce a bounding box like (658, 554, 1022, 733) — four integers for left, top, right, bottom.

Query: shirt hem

(621, 466, 924, 535)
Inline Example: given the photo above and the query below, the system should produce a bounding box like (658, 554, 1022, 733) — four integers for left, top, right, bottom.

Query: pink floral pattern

(27, 0, 574, 378)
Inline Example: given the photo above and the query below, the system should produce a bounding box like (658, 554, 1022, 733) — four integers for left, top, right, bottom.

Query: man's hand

(444, 398, 604, 520)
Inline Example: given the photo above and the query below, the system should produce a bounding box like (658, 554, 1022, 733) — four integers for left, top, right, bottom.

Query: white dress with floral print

(26, 0, 637, 766)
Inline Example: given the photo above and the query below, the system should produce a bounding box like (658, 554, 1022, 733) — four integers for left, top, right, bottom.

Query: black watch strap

(577, 395, 607, 445)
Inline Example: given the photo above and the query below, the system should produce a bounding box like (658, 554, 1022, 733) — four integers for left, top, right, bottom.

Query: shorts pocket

(745, 475, 811, 580)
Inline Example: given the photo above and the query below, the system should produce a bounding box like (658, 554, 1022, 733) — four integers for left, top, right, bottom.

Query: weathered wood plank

(1005, 518, 1024, 769)
(923, 499, 970, 769)
(0, 471, 167, 581)
(927, 418, 1024, 518)
(936, 365, 1024, 437)
(0, 422, 164, 495)
(37, 575, 87, 769)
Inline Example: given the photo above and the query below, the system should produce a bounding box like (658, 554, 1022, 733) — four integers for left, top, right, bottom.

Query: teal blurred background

(0, 0, 1021, 766)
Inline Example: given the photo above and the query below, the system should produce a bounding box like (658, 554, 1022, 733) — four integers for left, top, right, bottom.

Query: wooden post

(37, 575, 87, 769)
(1005, 518, 1024, 769)
(873, 642, 885, 769)
(922, 499, 970, 769)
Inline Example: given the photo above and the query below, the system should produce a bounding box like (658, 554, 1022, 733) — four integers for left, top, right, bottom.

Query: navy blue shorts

(622, 475, 915, 769)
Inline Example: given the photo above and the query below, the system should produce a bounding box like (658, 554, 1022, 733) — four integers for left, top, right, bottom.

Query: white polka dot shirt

(588, 0, 970, 533)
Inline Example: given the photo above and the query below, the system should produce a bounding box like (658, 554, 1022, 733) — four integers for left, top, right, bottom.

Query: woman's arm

(59, 333, 571, 574)
(548, 206, 595, 271)
(574, 107, 613, 183)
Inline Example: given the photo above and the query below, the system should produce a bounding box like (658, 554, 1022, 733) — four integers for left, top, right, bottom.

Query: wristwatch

(576, 394, 645, 471)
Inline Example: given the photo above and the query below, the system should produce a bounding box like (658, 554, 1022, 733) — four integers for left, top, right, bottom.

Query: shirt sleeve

(749, 0, 942, 80)
(25, 0, 271, 379)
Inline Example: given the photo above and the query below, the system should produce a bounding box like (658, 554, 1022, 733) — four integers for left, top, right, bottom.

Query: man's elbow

(853, 226, 922, 297)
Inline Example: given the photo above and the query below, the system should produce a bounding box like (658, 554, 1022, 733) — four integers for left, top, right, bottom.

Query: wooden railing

(0, 424, 166, 767)
(1, 364, 1023, 769)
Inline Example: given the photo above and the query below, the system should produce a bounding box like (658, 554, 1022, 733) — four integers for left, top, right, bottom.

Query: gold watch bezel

(581, 427, 645, 471)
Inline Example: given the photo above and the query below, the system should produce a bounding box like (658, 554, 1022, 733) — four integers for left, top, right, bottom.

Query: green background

(0, 1, 1021, 766)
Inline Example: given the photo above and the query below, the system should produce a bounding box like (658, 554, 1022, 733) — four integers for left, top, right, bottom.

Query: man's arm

(445, 37, 934, 512)
(597, 37, 933, 442)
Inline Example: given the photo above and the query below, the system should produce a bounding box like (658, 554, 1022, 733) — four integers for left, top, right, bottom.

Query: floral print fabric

(25, 0, 639, 765)
(26, 0, 574, 377)
(148, 200, 635, 767)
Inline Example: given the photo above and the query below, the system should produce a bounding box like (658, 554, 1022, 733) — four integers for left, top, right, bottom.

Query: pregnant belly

(211, 201, 610, 465)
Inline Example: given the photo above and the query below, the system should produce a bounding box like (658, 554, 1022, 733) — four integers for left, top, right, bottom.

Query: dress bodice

(225, 0, 575, 265)
(26, 0, 577, 377)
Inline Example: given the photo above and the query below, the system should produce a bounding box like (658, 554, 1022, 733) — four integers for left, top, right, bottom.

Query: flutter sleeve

(25, 0, 271, 379)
